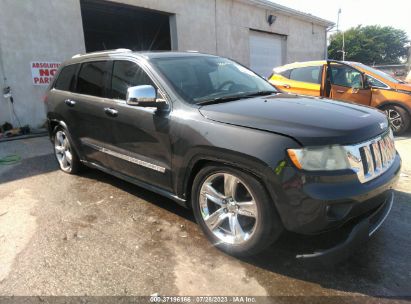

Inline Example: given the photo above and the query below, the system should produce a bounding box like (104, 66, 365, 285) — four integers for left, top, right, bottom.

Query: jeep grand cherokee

(46, 50, 401, 262)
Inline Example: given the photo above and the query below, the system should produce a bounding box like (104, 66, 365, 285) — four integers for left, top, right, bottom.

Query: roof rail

(72, 48, 132, 59)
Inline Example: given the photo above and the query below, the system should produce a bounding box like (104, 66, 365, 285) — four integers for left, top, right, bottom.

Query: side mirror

(126, 85, 167, 110)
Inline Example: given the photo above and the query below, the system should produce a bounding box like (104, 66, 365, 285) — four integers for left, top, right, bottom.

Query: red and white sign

(31, 62, 61, 85)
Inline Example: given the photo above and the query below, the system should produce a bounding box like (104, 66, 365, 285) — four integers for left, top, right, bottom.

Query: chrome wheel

(386, 109, 403, 132)
(54, 130, 73, 172)
(199, 173, 258, 245)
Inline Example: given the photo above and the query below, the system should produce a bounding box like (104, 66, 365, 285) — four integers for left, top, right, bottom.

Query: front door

(102, 60, 173, 191)
(326, 62, 372, 106)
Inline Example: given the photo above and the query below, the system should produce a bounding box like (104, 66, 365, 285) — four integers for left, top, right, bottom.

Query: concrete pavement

(0, 135, 410, 299)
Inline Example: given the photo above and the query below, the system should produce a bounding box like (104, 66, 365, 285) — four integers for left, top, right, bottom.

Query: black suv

(46, 50, 400, 262)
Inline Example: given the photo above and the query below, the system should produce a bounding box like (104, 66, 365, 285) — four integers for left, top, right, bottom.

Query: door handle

(104, 107, 118, 117)
(64, 99, 76, 107)
(282, 84, 291, 89)
(336, 90, 345, 94)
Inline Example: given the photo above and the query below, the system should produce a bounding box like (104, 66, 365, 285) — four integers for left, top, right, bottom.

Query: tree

(328, 25, 409, 65)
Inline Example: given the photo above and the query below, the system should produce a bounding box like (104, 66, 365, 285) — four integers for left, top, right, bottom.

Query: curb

(0, 132, 48, 143)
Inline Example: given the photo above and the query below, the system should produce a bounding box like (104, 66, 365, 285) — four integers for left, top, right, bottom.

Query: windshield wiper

(197, 91, 278, 106)
(241, 90, 278, 97)
(196, 94, 246, 106)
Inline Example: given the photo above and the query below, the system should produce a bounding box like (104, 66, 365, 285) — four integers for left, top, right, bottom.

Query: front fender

(170, 116, 301, 208)
(377, 100, 411, 115)
(179, 146, 273, 199)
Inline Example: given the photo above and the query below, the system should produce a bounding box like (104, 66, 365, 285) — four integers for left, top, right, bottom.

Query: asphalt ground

(0, 132, 410, 302)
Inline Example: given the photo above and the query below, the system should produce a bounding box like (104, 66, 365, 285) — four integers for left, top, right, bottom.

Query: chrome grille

(345, 129, 396, 183)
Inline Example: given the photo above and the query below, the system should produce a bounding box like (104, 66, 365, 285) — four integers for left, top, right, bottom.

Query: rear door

(49, 63, 83, 147)
(326, 62, 372, 106)
(280, 65, 322, 96)
(69, 60, 114, 167)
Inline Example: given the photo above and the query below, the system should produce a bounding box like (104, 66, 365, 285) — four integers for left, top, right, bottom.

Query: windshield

(356, 63, 401, 84)
(150, 56, 277, 104)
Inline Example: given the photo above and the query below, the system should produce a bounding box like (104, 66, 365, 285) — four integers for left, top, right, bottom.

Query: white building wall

(0, 0, 329, 128)
(113, 0, 329, 65)
(0, 0, 86, 128)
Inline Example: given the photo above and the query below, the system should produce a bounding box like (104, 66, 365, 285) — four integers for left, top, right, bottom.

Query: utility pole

(336, 9, 341, 32)
(342, 31, 345, 61)
(337, 8, 345, 61)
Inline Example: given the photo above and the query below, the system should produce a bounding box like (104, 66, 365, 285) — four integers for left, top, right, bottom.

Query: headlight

(287, 145, 350, 171)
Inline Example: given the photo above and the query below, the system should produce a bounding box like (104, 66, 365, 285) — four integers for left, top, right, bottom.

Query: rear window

(54, 64, 78, 91)
(289, 66, 321, 84)
(76, 61, 108, 97)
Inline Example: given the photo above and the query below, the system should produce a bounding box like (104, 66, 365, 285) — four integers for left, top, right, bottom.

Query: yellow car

(269, 60, 411, 135)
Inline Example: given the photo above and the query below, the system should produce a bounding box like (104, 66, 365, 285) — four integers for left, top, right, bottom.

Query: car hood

(394, 83, 411, 92)
(199, 93, 389, 146)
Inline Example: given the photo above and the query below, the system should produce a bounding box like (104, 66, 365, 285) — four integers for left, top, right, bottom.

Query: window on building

(110, 61, 155, 100)
(54, 64, 78, 92)
(76, 61, 108, 97)
(289, 66, 321, 84)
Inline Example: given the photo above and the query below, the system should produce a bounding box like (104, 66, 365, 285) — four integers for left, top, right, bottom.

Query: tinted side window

(290, 66, 321, 84)
(77, 61, 108, 97)
(280, 69, 291, 79)
(110, 61, 154, 100)
(330, 65, 363, 88)
(54, 64, 78, 91)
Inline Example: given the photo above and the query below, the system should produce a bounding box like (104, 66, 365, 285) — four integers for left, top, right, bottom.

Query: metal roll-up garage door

(249, 30, 286, 78)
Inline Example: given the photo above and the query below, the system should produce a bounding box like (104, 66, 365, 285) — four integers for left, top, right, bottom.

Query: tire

(191, 165, 283, 256)
(53, 126, 81, 174)
(383, 105, 410, 135)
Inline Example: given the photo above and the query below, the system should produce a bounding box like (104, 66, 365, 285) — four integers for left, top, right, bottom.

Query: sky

(271, 0, 411, 39)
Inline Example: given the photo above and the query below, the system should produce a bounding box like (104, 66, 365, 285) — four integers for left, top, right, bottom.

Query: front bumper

(270, 152, 401, 234)
(296, 190, 394, 265)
